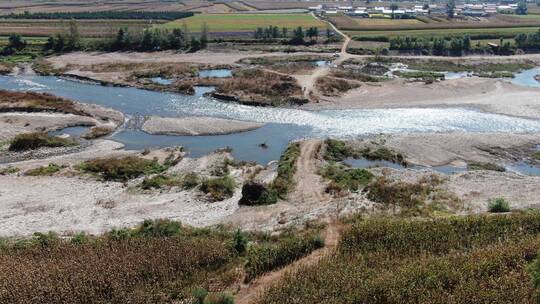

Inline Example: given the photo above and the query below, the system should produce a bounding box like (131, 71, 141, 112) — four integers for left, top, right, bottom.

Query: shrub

(81, 126, 113, 139)
(32, 231, 59, 247)
(182, 172, 201, 189)
(320, 162, 373, 194)
(245, 232, 324, 281)
(203, 292, 234, 304)
(70, 232, 89, 245)
(132, 219, 182, 238)
(488, 197, 511, 213)
(232, 229, 249, 255)
(24, 163, 62, 176)
(315, 76, 360, 96)
(324, 138, 353, 161)
(534, 151, 540, 160)
(239, 182, 278, 206)
(0, 166, 19, 175)
(78, 156, 166, 181)
(193, 287, 209, 304)
(200, 175, 236, 201)
(467, 161, 506, 172)
(8, 132, 76, 151)
(140, 174, 182, 190)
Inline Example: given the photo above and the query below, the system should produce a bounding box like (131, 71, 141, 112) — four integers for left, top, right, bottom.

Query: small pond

(198, 69, 232, 78)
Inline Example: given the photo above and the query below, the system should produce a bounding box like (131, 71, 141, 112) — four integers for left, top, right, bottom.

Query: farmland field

(0, 19, 161, 38)
(347, 26, 540, 39)
(157, 13, 326, 32)
(331, 14, 540, 31)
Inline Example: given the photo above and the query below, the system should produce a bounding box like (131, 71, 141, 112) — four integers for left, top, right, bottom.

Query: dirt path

(290, 139, 329, 204)
(234, 222, 340, 304)
(304, 13, 352, 101)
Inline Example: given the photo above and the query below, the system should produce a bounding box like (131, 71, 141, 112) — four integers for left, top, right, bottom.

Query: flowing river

(1, 72, 540, 164)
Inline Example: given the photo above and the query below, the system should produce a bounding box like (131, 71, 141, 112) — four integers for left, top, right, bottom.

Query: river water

(1, 72, 540, 164)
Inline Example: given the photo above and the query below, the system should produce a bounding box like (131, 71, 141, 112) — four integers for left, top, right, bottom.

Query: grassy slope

(157, 13, 326, 32)
(257, 212, 540, 304)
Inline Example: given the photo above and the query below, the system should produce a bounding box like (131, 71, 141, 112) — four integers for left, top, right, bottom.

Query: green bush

(182, 172, 201, 189)
(192, 287, 208, 304)
(140, 174, 182, 190)
(245, 232, 324, 281)
(239, 182, 278, 206)
(271, 142, 301, 197)
(25, 163, 62, 176)
(324, 138, 353, 161)
(133, 219, 182, 238)
(78, 156, 166, 181)
(534, 151, 540, 160)
(203, 292, 234, 304)
(9, 132, 76, 151)
(320, 162, 373, 194)
(467, 161, 506, 172)
(232, 229, 249, 255)
(200, 175, 236, 201)
(488, 197, 511, 213)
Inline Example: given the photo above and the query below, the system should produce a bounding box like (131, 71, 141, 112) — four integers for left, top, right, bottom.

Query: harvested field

(332, 14, 540, 31)
(158, 13, 326, 32)
(0, 19, 161, 38)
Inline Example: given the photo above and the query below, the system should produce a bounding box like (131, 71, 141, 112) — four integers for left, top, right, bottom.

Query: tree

(423, 3, 429, 10)
(289, 26, 305, 45)
(446, 0, 455, 18)
(390, 3, 399, 19)
(517, 0, 528, 15)
(281, 27, 288, 38)
(463, 34, 471, 51)
(7, 33, 26, 50)
(200, 22, 208, 48)
(65, 19, 80, 51)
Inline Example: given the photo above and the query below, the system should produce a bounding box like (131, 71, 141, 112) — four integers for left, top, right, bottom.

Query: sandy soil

(302, 77, 540, 119)
(0, 112, 97, 140)
(377, 132, 540, 167)
(46, 51, 327, 69)
(141, 116, 264, 136)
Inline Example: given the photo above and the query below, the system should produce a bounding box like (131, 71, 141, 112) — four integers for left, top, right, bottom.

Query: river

(1, 73, 540, 164)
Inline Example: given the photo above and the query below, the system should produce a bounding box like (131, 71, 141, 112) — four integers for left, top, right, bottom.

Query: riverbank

(302, 77, 540, 119)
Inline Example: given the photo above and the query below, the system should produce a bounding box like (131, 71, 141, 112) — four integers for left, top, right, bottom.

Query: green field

(347, 26, 540, 39)
(157, 13, 326, 32)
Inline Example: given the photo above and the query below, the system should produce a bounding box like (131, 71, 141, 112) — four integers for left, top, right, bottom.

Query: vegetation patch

(393, 70, 445, 80)
(78, 156, 166, 181)
(139, 174, 183, 190)
(8, 132, 77, 152)
(467, 161, 506, 172)
(25, 163, 63, 176)
(365, 175, 458, 216)
(324, 139, 407, 166)
(315, 76, 360, 96)
(271, 142, 301, 198)
(81, 126, 114, 139)
(488, 197, 511, 213)
(534, 151, 540, 160)
(331, 69, 385, 82)
(245, 229, 324, 281)
(200, 175, 236, 201)
(258, 212, 540, 304)
(320, 162, 374, 196)
(0, 90, 85, 115)
(239, 182, 278, 206)
(215, 69, 305, 106)
(0, 166, 19, 175)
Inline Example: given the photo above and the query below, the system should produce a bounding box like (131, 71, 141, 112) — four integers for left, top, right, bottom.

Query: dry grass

(0, 90, 86, 115)
(216, 69, 304, 106)
(315, 76, 360, 96)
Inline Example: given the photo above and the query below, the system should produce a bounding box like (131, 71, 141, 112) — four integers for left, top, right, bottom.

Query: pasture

(157, 13, 326, 33)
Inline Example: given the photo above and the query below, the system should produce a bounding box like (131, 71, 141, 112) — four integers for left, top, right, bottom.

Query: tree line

(253, 25, 336, 45)
(2, 11, 194, 20)
(388, 31, 540, 56)
(42, 20, 208, 53)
